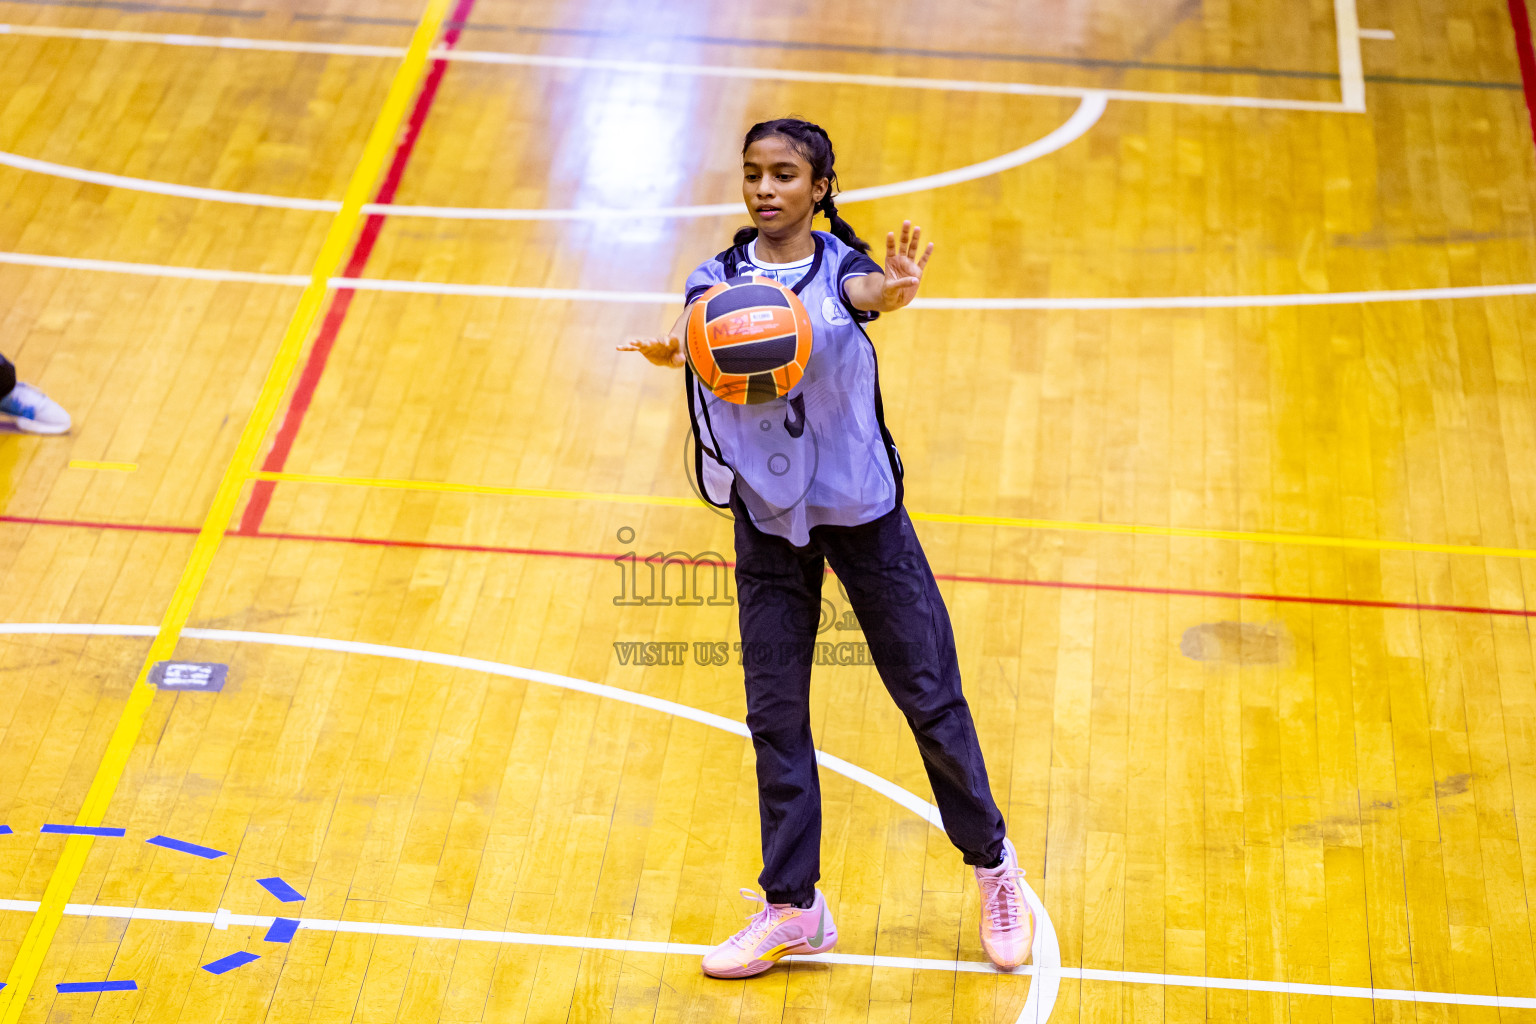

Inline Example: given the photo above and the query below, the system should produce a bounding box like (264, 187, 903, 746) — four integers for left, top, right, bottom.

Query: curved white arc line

(0, 151, 341, 211)
(9, 250, 1536, 312)
(813, 749, 942, 828)
(837, 94, 1105, 204)
(376, 94, 1106, 221)
(0, 251, 310, 286)
(0, 622, 1063, 1019)
(1021, 893, 1061, 1021)
(0, 95, 1102, 222)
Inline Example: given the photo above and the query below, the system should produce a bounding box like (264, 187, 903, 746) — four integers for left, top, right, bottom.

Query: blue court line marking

(202, 951, 259, 975)
(146, 835, 227, 859)
(0, 825, 11, 834)
(264, 918, 299, 943)
(41, 824, 126, 837)
(56, 980, 137, 992)
(257, 877, 304, 902)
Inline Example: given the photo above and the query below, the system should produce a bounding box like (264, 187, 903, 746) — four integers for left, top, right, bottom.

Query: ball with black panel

(686, 275, 815, 405)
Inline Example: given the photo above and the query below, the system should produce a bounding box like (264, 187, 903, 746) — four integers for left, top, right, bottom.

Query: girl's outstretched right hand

(617, 335, 687, 368)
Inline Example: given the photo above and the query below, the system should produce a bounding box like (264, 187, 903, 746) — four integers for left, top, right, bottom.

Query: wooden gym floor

(3, 0, 1536, 1020)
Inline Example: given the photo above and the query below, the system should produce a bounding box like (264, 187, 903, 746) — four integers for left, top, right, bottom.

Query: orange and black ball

(686, 276, 814, 405)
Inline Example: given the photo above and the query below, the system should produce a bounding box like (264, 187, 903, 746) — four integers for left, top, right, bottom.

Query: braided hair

(733, 118, 871, 255)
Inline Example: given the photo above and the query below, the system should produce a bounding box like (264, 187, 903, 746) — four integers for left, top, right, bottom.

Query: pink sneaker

(701, 888, 838, 978)
(975, 838, 1034, 970)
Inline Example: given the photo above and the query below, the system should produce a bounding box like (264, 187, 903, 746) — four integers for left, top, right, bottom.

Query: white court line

(1333, 0, 1367, 111)
(0, 95, 1106, 221)
(0, 151, 338, 213)
(1358, 28, 1395, 41)
(0, 23, 407, 55)
(0, 252, 309, 286)
(0, 623, 1063, 1021)
(0, 895, 1531, 1009)
(383, 95, 1106, 221)
(0, 23, 1353, 113)
(0, 898, 1005, 974)
(7, 249, 1536, 311)
(8, 628, 1536, 1010)
(442, 49, 1348, 112)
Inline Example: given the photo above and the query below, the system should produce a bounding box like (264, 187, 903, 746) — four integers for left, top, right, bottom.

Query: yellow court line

(256, 469, 1536, 561)
(0, 0, 454, 1018)
(67, 459, 137, 472)
(906, 510, 1536, 560)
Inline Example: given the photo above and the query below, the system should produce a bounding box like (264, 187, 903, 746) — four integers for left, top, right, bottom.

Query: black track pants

(732, 502, 1007, 905)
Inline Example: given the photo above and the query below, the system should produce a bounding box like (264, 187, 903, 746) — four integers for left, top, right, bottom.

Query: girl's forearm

(846, 272, 906, 313)
(666, 305, 691, 367)
(669, 305, 690, 340)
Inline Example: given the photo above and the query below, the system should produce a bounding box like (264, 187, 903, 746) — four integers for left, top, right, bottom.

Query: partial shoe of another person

(0, 382, 70, 434)
(975, 837, 1035, 970)
(701, 888, 838, 978)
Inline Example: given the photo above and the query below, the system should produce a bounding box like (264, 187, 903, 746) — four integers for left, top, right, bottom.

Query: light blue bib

(684, 232, 903, 546)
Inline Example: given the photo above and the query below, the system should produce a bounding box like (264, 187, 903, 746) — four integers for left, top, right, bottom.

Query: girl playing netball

(618, 118, 1033, 977)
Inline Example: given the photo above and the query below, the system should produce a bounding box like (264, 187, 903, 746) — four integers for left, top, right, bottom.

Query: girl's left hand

(617, 335, 686, 368)
(881, 221, 933, 309)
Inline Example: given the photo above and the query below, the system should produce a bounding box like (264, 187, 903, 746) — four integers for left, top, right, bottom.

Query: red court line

(1509, 0, 1536, 150)
(237, 0, 479, 537)
(0, 515, 196, 538)
(2, 513, 1532, 620)
(938, 572, 1536, 618)
(256, 528, 615, 564)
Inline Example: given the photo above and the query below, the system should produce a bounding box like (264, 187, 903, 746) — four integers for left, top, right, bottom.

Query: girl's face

(742, 135, 829, 238)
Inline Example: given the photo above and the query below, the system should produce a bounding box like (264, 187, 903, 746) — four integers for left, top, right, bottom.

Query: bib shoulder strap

(719, 246, 744, 279)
